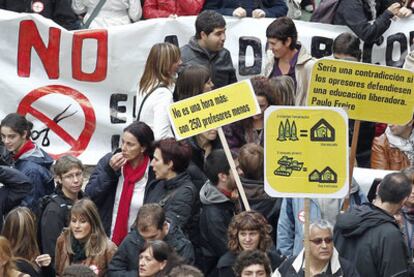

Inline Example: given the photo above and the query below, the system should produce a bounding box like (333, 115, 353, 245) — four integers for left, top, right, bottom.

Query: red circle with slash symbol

(17, 85, 96, 159)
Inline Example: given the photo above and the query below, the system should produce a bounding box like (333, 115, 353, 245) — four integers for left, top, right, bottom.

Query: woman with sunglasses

(273, 220, 359, 277)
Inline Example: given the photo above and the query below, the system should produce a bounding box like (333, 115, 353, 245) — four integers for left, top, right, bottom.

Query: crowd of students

(1, 1, 414, 276)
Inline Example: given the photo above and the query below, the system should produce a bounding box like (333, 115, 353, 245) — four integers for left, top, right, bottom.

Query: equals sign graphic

(300, 130, 308, 137)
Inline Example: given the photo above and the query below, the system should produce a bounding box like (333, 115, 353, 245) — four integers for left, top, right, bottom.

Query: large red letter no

(17, 20, 61, 79)
(72, 30, 108, 82)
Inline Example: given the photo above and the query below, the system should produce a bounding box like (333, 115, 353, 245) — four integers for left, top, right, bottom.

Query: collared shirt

(269, 47, 300, 89)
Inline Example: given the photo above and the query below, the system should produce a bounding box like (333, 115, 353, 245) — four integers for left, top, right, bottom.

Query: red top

(143, 0, 204, 18)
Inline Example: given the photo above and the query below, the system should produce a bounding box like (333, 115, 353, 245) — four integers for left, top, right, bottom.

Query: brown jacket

(371, 134, 410, 170)
(55, 232, 117, 277)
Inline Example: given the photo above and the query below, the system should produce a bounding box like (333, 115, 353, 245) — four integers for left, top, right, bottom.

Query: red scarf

(13, 140, 35, 160)
(112, 155, 149, 246)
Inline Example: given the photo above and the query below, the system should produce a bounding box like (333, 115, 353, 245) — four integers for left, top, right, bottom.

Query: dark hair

(153, 138, 192, 173)
(250, 76, 275, 105)
(168, 264, 204, 277)
(333, 32, 362, 61)
(238, 144, 264, 180)
(378, 172, 412, 204)
(227, 211, 273, 253)
(203, 149, 230, 185)
(140, 240, 184, 277)
(175, 65, 211, 101)
(233, 250, 272, 277)
(124, 121, 154, 156)
(1, 113, 33, 139)
(402, 166, 414, 184)
(266, 17, 297, 50)
(137, 203, 166, 231)
(63, 264, 97, 277)
(195, 10, 226, 39)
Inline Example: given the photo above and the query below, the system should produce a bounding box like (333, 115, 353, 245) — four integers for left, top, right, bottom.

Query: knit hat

(62, 264, 97, 277)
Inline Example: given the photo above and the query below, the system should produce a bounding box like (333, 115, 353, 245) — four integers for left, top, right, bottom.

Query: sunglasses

(309, 237, 333, 245)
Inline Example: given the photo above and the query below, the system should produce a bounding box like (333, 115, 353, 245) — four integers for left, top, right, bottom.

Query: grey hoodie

(199, 180, 230, 205)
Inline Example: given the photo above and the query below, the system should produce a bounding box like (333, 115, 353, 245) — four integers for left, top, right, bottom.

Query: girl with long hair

(136, 42, 181, 140)
(0, 236, 29, 277)
(55, 198, 117, 277)
(1, 207, 53, 277)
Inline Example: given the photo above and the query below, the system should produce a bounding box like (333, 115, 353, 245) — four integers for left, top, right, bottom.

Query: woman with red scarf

(85, 121, 155, 245)
(0, 113, 54, 210)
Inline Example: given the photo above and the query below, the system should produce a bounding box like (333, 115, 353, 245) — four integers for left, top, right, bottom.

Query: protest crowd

(1, 0, 414, 276)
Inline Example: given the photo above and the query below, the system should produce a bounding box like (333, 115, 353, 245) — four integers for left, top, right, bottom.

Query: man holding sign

(199, 150, 237, 276)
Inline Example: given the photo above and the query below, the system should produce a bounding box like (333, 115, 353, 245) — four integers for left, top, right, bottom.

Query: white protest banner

(0, 10, 412, 164)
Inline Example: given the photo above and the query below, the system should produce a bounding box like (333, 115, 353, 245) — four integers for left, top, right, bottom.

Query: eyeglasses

(309, 237, 333, 245)
(62, 171, 83, 181)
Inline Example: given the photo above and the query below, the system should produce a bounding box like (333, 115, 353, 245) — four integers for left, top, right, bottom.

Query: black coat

(333, 0, 397, 43)
(0, 165, 32, 231)
(202, 0, 288, 17)
(276, 254, 360, 277)
(180, 37, 237, 89)
(144, 171, 197, 232)
(85, 153, 155, 236)
(0, 0, 80, 30)
(217, 247, 284, 277)
(334, 203, 409, 277)
(199, 181, 236, 276)
(16, 258, 55, 277)
(40, 187, 82, 260)
(108, 223, 195, 277)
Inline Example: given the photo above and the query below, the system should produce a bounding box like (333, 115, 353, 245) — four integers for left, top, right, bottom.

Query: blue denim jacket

(277, 189, 368, 257)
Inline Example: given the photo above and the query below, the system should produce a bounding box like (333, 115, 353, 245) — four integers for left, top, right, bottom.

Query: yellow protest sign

(264, 107, 349, 198)
(308, 59, 414, 124)
(169, 80, 260, 140)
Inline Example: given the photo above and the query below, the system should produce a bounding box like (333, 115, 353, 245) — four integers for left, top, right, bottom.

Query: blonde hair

(63, 198, 108, 257)
(139, 43, 181, 94)
(1, 207, 40, 262)
(0, 236, 18, 276)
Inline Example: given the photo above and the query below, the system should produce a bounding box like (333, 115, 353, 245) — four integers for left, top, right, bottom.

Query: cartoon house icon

(320, 167, 337, 183)
(310, 119, 335, 142)
(308, 170, 320, 182)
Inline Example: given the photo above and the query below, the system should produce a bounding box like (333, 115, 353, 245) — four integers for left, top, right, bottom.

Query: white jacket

(72, 0, 142, 29)
(403, 50, 414, 73)
(136, 86, 174, 140)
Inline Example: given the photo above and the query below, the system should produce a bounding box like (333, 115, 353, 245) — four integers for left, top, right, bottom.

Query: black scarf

(71, 236, 87, 263)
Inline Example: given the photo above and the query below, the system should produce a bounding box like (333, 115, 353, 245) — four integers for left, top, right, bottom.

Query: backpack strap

(158, 185, 195, 207)
(137, 85, 166, 121)
(82, 0, 108, 29)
